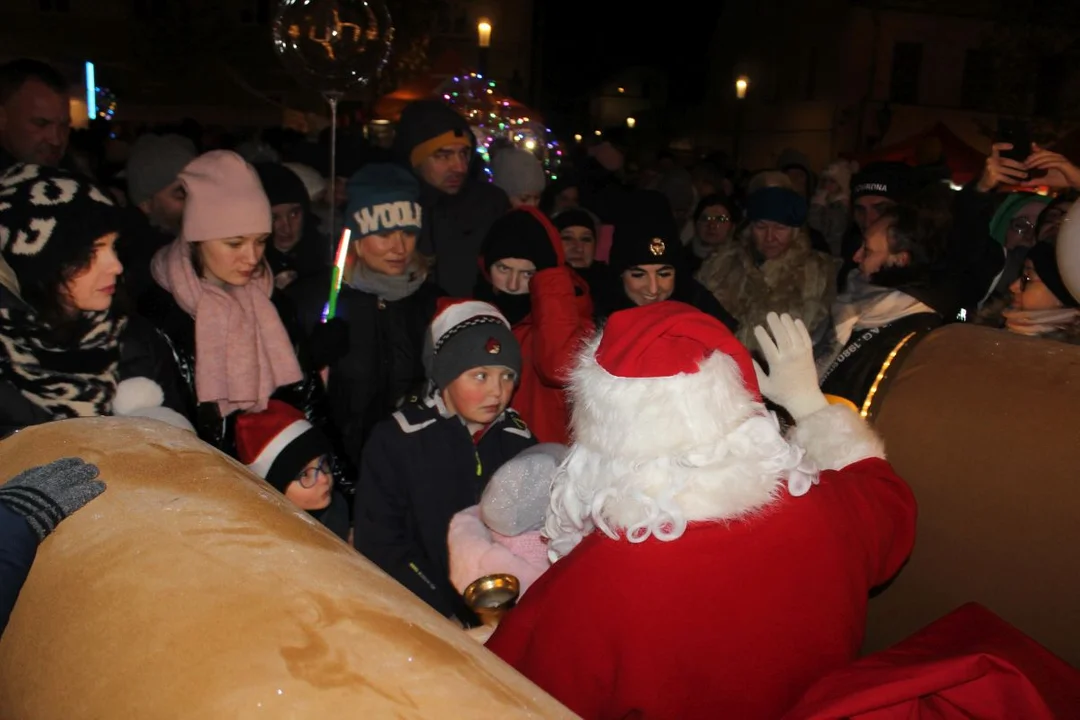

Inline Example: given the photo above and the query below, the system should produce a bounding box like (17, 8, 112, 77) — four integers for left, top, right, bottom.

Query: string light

(860, 333, 917, 419)
(95, 86, 117, 120)
(438, 73, 562, 175)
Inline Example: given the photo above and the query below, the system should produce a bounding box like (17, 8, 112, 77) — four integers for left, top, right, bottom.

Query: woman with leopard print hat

(0, 163, 189, 435)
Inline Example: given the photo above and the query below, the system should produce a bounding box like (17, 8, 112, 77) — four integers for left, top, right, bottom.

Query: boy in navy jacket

(353, 300, 537, 620)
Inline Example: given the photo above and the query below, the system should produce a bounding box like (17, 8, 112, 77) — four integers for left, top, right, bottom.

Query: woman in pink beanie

(138, 150, 336, 455)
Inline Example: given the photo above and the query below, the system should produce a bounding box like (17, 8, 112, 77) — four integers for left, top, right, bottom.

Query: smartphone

(997, 119, 1048, 180)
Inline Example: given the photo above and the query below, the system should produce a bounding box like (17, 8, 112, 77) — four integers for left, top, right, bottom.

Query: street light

(733, 75, 750, 170)
(626, 117, 636, 129)
(477, 18, 492, 47)
(735, 75, 749, 100)
(477, 18, 492, 76)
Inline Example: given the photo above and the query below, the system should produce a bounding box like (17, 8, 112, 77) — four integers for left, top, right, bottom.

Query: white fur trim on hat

(247, 418, 313, 479)
(544, 334, 816, 560)
(789, 403, 885, 470)
(430, 300, 511, 348)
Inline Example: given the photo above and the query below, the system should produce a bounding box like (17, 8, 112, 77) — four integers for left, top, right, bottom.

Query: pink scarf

(151, 239, 303, 415)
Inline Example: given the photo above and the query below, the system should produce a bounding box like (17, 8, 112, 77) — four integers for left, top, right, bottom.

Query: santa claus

(486, 302, 917, 719)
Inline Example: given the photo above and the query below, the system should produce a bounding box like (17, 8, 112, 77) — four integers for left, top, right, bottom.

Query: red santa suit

(486, 303, 918, 720)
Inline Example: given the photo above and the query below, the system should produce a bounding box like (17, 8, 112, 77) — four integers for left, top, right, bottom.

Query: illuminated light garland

(437, 72, 563, 175)
(860, 332, 918, 419)
(95, 86, 117, 120)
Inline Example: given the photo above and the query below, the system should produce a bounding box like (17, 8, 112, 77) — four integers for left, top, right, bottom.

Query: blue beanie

(344, 163, 422, 237)
(746, 186, 808, 227)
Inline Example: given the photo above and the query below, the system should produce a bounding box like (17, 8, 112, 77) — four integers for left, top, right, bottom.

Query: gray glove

(0, 458, 105, 540)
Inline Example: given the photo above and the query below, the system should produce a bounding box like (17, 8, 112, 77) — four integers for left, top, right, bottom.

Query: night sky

(539, 1, 725, 104)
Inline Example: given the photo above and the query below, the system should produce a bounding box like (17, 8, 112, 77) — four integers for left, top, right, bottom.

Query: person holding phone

(978, 140, 1080, 194)
(976, 140, 1080, 297)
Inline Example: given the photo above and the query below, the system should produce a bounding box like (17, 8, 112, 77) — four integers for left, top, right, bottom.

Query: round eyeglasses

(295, 457, 332, 488)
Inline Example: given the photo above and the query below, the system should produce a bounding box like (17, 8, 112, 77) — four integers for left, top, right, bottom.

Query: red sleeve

(824, 457, 918, 587)
(487, 590, 613, 719)
(527, 267, 595, 386)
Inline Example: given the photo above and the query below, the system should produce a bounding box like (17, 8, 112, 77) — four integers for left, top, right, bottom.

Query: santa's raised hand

(753, 312, 829, 421)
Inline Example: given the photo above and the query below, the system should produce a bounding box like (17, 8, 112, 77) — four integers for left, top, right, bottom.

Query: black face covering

(868, 262, 927, 290)
(473, 281, 532, 327)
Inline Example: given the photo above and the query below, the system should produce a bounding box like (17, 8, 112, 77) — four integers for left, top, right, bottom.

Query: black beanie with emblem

(609, 189, 684, 275)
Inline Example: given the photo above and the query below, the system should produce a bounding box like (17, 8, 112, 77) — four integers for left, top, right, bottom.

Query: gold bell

(463, 573, 520, 626)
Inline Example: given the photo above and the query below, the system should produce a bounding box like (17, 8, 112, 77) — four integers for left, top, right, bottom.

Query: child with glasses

(235, 399, 350, 541)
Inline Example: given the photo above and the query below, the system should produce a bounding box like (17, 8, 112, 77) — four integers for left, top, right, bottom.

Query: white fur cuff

(790, 404, 885, 471)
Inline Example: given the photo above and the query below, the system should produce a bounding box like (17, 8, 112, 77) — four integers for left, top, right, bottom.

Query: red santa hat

(570, 301, 769, 460)
(594, 301, 762, 400)
(547, 301, 815, 558)
(235, 400, 331, 493)
(422, 298, 521, 390)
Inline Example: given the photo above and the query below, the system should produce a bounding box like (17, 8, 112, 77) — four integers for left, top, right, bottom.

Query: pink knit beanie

(179, 150, 272, 243)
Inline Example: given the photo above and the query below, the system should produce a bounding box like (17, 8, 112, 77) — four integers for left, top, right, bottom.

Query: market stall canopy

(849, 122, 988, 185)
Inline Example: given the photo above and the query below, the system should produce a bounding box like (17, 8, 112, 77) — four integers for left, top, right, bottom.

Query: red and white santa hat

(235, 400, 331, 493)
(422, 298, 522, 390)
(570, 301, 765, 460)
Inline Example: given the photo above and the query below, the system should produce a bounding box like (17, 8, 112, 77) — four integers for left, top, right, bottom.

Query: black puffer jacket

(289, 274, 443, 469)
(137, 283, 351, 492)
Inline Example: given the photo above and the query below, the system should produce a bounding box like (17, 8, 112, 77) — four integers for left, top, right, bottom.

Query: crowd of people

(1, 55, 1077, 717)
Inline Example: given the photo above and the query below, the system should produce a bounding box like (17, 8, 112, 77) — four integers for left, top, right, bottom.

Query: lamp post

(477, 18, 492, 77)
(733, 75, 749, 170)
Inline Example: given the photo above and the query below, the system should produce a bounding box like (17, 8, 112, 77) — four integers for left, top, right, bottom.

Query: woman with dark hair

(139, 151, 339, 461)
(597, 190, 739, 332)
(0, 164, 185, 434)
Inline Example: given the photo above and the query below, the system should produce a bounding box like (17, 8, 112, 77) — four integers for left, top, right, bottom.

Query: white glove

(753, 313, 829, 421)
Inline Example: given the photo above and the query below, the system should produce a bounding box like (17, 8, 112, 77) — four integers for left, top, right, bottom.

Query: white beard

(544, 347, 819, 560)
